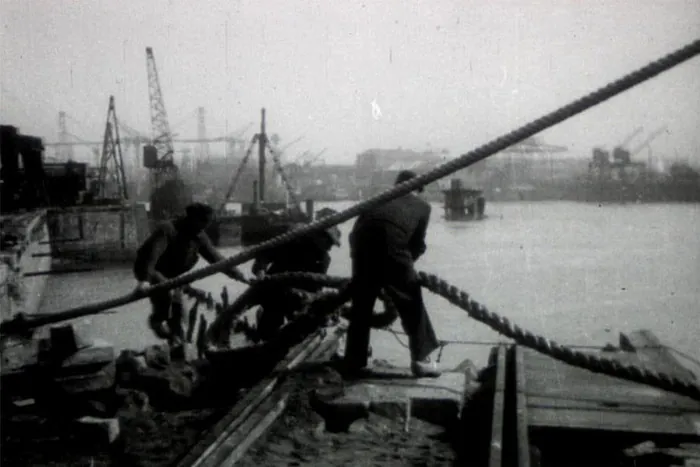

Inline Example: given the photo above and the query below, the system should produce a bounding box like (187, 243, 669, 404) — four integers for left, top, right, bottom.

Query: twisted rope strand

(416, 271, 700, 401)
(184, 271, 700, 402)
(6, 39, 698, 332)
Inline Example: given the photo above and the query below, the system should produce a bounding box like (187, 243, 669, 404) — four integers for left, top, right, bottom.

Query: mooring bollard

(221, 286, 229, 309)
(186, 300, 199, 344)
(196, 316, 208, 359)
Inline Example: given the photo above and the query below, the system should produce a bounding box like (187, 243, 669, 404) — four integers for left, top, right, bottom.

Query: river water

(39, 201, 700, 371)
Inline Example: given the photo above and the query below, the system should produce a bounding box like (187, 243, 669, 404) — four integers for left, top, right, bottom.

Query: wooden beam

(489, 346, 508, 467)
(514, 346, 532, 467)
(619, 330, 697, 382)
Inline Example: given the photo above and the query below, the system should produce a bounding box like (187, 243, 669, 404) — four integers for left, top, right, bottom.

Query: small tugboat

(442, 178, 486, 221)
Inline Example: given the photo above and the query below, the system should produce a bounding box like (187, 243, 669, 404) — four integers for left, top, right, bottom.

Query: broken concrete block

(309, 388, 370, 433)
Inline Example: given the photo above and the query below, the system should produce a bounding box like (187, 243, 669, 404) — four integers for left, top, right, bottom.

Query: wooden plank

(526, 384, 700, 412)
(522, 349, 700, 411)
(527, 396, 686, 415)
(528, 406, 700, 436)
(219, 393, 290, 465)
(519, 346, 700, 438)
(488, 346, 508, 467)
(619, 330, 697, 382)
(514, 346, 530, 467)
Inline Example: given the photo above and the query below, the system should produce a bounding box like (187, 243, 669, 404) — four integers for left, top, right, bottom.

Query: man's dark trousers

(344, 237, 439, 370)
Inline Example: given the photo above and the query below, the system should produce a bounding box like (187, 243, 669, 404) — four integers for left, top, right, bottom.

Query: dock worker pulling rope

(252, 208, 342, 340)
(345, 170, 441, 378)
(132, 203, 249, 347)
(6, 40, 700, 400)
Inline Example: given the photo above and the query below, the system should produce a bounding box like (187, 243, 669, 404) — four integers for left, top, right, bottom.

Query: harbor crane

(630, 126, 668, 157)
(143, 47, 193, 221)
(97, 96, 128, 201)
(143, 48, 178, 190)
(615, 126, 645, 150)
(631, 126, 669, 171)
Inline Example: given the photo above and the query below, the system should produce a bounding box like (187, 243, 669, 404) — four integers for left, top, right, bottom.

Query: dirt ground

(237, 362, 459, 467)
(2, 347, 460, 467)
(1, 347, 238, 467)
(1, 393, 228, 467)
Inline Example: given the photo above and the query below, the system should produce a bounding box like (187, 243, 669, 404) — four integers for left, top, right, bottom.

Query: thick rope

(205, 272, 350, 346)
(183, 270, 700, 402)
(416, 271, 700, 401)
(3, 39, 699, 333)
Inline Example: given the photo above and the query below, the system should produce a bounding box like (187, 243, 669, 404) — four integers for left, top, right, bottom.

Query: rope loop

(190, 269, 700, 402)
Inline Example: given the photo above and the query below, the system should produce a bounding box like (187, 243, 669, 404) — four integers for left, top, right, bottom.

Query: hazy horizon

(1, 0, 699, 166)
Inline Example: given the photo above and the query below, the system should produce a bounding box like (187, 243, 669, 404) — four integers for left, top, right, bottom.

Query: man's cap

(185, 202, 215, 221)
(315, 207, 338, 220)
(316, 208, 341, 246)
(395, 170, 423, 193)
(324, 225, 342, 246)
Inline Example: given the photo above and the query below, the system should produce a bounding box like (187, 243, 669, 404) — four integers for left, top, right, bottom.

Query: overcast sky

(1, 0, 699, 165)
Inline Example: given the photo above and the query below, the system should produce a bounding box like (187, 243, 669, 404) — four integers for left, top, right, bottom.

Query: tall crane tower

(97, 96, 128, 201)
(143, 47, 191, 220)
(57, 111, 75, 161)
(196, 107, 209, 162)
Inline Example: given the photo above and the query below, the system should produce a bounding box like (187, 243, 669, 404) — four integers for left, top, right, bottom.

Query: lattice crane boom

(98, 96, 128, 201)
(145, 47, 177, 182)
(144, 47, 192, 221)
(617, 126, 644, 149)
(631, 126, 668, 156)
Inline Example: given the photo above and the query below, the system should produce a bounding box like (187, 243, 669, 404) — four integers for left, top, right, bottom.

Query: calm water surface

(40, 201, 700, 370)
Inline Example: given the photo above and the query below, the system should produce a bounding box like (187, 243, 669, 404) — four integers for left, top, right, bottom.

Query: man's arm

(251, 254, 272, 277)
(409, 204, 431, 261)
(134, 230, 169, 284)
(318, 252, 331, 274)
(197, 232, 247, 281)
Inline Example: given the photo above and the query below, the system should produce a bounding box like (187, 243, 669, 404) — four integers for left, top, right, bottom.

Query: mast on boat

(258, 108, 266, 205)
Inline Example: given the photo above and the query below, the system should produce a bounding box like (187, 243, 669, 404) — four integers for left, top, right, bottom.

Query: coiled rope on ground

(3, 38, 699, 333)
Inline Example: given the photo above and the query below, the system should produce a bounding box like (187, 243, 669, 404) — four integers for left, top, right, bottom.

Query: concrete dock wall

(1, 211, 52, 319)
(46, 204, 149, 265)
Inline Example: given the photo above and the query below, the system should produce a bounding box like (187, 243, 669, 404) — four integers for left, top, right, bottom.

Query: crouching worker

(133, 203, 248, 346)
(252, 208, 341, 341)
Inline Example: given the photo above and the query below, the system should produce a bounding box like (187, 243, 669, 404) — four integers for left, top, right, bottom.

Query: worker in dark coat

(252, 209, 342, 340)
(345, 170, 441, 377)
(133, 203, 247, 344)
